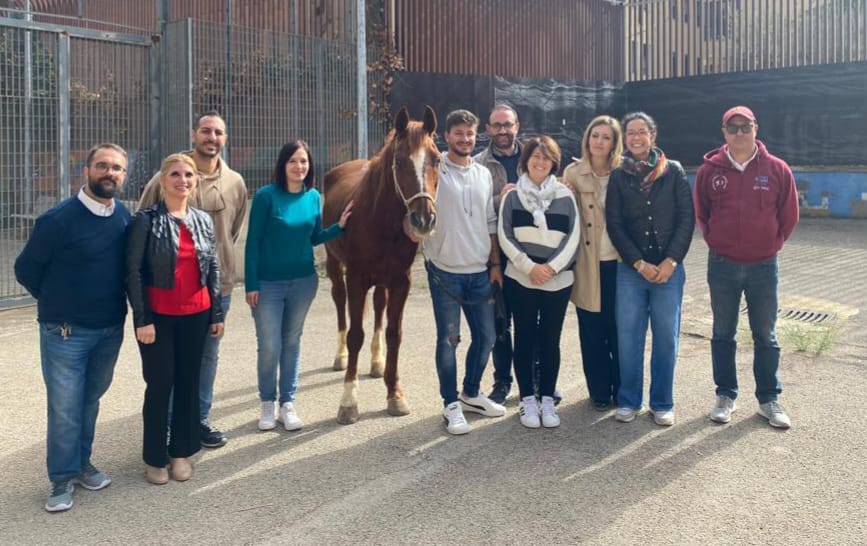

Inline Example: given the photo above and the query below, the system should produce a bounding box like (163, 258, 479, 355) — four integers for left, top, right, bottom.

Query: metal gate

(0, 13, 155, 302)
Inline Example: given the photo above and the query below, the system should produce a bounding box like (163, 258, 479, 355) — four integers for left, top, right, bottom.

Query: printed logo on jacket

(711, 174, 727, 191)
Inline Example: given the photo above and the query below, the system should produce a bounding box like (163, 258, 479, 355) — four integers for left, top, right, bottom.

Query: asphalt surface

(1, 218, 866, 545)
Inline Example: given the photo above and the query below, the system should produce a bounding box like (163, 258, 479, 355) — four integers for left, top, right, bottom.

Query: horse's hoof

(369, 360, 385, 378)
(337, 405, 359, 424)
(387, 397, 411, 416)
(333, 356, 347, 371)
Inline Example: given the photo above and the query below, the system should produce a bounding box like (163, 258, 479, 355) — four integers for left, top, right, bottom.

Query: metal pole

(186, 18, 193, 134)
(356, 0, 367, 158)
(224, 0, 231, 164)
(58, 33, 71, 200)
(151, 0, 168, 174)
(24, 0, 33, 211)
(290, 0, 299, 138)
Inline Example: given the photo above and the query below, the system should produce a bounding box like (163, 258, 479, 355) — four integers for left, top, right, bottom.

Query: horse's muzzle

(409, 210, 436, 236)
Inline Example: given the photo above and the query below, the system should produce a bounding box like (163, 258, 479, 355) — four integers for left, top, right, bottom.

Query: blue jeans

(615, 263, 685, 412)
(252, 276, 318, 404)
(40, 321, 123, 482)
(199, 294, 231, 421)
(427, 264, 496, 405)
(708, 252, 781, 403)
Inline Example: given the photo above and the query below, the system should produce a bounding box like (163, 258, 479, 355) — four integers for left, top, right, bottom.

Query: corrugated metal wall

(625, 0, 867, 81)
(394, 0, 625, 80)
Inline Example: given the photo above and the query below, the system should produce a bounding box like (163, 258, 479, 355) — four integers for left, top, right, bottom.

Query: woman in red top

(126, 154, 224, 485)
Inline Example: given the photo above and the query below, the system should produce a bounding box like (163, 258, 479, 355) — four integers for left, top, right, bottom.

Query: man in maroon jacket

(694, 106, 799, 429)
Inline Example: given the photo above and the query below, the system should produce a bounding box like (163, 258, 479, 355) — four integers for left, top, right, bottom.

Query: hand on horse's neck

(447, 150, 472, 167)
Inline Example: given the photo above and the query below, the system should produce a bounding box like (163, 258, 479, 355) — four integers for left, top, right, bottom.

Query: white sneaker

(653, 410, 675, 426)
(279, 402, 303, 431)
(758, 401, 791, 429)
(519, 396, 541, 429)
(615, 407, 638, 423)
(443, 401, 470, 435)
(540, 396, 560, 428)
(709, 395, 737, 423)
(459, 392, 506, 417)
(258, 401, 276, 430)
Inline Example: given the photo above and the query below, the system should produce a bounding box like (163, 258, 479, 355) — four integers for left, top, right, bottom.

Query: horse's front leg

(369, 286, 387, 378)
(384, 275, 411, 417)
(326, 253, 348, 371)
(338, 276, 368, 424)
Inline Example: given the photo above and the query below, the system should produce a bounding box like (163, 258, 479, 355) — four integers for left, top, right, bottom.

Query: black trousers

(491, 250, 513, 386)
(505, 277, 571, 399)
(139, 310, 209, 467)
(576, 260, 620, 404)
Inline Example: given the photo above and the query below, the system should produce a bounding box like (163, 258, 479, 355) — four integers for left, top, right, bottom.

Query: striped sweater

(498, 181, 580, 292)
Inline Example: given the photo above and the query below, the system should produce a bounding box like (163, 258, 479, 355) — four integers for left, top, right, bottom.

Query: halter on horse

(322, 106, 439, 424)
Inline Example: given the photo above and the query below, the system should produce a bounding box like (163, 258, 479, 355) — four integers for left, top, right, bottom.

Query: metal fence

(0, 14, 154, 301)
(159, 19, 361, 197)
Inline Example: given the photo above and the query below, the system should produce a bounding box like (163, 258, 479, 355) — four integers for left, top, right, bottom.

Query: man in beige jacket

(138, 111, 247, 448)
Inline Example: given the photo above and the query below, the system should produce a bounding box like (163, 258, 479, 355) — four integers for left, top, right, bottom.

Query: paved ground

(1, 218, 866, 545)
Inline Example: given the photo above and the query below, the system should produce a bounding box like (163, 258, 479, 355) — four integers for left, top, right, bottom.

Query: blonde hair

(159, 153, 199, 199)
(581, 115, 623, 170)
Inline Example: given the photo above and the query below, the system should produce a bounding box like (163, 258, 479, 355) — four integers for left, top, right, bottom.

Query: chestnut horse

(321, 106, 439, 424)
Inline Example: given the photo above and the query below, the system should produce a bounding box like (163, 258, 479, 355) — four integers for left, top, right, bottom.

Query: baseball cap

(722, 106, 756, 125)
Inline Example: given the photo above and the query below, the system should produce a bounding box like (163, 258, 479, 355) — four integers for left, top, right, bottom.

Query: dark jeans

(577, 260, 619, 404)
(139, 310, 209, 467)
(708, 252, 782, 403)
(491, 281, 514, 387)
(427, 264, 496, 405)
(505, 277, 571, 399)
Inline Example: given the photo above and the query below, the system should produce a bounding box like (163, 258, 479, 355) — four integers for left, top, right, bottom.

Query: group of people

(15, 103, 798, 512)
(428, 104, 798, 436)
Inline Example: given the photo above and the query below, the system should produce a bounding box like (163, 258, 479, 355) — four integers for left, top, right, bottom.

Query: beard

(88, 175, 119, 199)
(493, 134, 515, 150)
(195, 141, 221, 157)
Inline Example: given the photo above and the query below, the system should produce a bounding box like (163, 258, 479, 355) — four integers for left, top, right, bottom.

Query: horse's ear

(422, 105, 437, 136)
(394, 107, 410, 134)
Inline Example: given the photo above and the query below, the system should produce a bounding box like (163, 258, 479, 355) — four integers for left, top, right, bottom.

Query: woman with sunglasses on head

(605, 112, 694, 427)
(126, 153, 224, 485)
(498, 136, 580, 429)
(245, 140, 352, 432)
(562, 115, 624, 412)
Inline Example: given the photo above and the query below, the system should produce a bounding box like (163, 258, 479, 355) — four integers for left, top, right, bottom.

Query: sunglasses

(724, 123, 754, 135)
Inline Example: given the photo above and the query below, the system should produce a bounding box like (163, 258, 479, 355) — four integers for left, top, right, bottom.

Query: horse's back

(322, 159, 367, 226)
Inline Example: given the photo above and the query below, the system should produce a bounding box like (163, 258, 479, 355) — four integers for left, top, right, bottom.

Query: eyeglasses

(724, 123, 754, 135)
(489, 122, 516, 132)
(625, 130, 652, 139)
(91, 162, 126, 174)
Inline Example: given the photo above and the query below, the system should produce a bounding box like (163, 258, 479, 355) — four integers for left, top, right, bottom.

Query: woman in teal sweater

(245, 140, 352, 431)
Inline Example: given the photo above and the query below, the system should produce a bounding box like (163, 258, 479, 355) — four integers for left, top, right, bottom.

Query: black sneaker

(488, 382, 511, 405)
(200, 421, 228, 448)
(592, 399, 612, 412)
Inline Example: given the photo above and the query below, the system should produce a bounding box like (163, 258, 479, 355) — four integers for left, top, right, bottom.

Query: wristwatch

(667, 258, 678, 268)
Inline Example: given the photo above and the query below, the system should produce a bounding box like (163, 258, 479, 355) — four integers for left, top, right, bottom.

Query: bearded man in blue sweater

(15, 143, 132, 513)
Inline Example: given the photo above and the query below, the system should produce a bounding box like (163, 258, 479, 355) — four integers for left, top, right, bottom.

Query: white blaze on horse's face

(411, 149, 425, 195)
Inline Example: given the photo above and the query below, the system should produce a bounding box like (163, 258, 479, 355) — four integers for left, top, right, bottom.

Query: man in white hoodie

(424, 109, 506, 435)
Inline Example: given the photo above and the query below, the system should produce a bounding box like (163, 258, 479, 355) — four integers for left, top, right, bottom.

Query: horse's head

(390, 105, 439, 240)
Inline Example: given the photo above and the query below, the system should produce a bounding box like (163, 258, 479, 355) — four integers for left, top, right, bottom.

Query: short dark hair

(488, 103, 518, 123)
(193, 110, 226, 130)
(444, 109, 479, 133)
(273, 140, 315, 190)
(622, 111, 658, 135)
(85, 143, 127, 166)
(518, 136, 562, 176)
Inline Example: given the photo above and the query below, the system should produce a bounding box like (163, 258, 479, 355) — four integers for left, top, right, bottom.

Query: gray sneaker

(74, 462, 111, 491)
(758, 401, 792, 429)
(45, 480, 74, 512)
(709, 395, 737, 423)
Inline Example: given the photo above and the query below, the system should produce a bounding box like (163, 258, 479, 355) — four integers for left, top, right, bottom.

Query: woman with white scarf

(498, 136, 580, 429)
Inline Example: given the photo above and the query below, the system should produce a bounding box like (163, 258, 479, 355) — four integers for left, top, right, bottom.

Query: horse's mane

(362, 122, 430, 206)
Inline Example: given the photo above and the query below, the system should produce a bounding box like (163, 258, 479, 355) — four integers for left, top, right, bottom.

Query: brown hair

(518, 136, 562, 176)
(581, 115, 623, 170)
(85, 143, 127, 166)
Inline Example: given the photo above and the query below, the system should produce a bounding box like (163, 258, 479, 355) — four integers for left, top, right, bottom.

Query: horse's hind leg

(338, 277, 368, 425)
(384, 276, 411, 416)
(369, 286, 387, 378)
(327, 253, 348, 371)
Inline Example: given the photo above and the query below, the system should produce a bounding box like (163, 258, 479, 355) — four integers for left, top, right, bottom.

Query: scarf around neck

(621, 148, 669, 194)
(516, 173, 558, 231)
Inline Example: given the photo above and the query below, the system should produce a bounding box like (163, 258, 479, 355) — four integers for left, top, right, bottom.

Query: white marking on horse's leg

(340, 379, 359, 408)
(411, 149, 425, 193)
(333, 330, 348, 371)
(370, 329, 385, 377)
